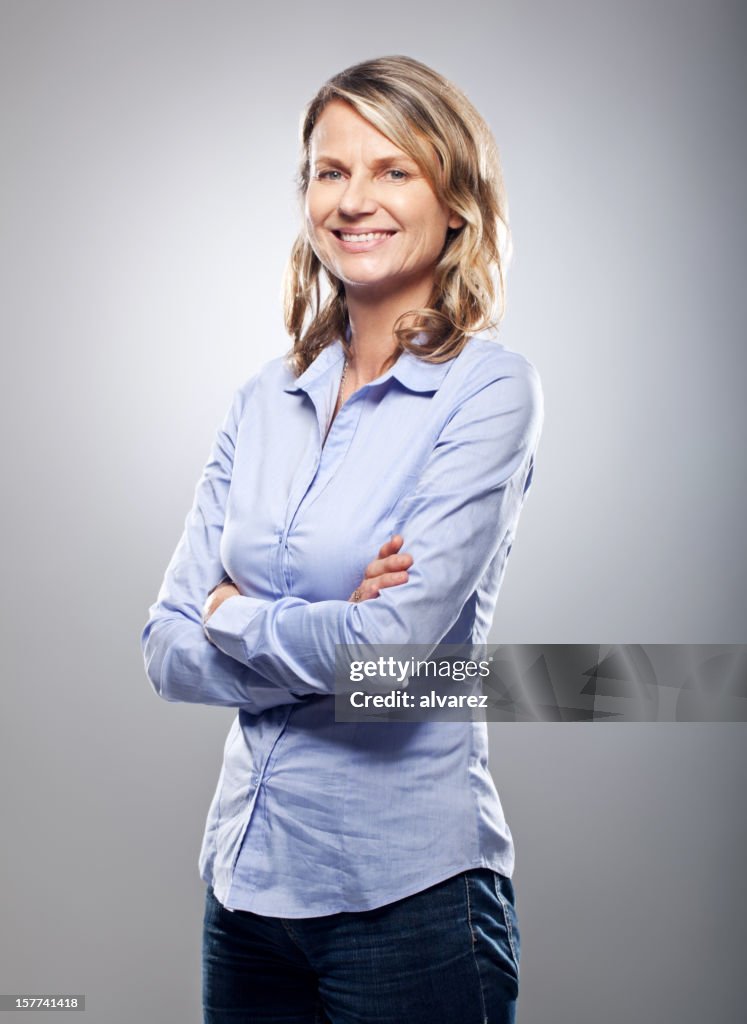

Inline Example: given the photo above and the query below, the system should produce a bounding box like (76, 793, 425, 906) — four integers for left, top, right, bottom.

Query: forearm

(202, 592, 391, 697)
(202, 481, 523, 698)
(142, 614, 309, 714)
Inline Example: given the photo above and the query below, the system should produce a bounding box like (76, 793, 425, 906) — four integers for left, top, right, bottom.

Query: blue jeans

(202, 867, 520, 1023)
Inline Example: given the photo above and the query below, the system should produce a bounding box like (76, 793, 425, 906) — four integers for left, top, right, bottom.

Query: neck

(344, 275, 433, 384)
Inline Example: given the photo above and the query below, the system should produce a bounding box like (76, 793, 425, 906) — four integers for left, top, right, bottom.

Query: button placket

(280, 390, 366, 582)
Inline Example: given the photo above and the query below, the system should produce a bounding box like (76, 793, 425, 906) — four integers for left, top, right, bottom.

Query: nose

(337, 172, 377, 218)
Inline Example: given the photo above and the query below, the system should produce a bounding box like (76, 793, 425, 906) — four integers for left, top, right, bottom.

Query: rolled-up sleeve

(204, 359, 543, 695)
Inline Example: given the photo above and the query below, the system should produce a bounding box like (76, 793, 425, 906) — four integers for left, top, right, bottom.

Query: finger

(349, 576, 387, 602)
(364, 551, 413, 579)
(372, 570, 410, 591)
(349, 569, 410, 602)
(376, 533, 405, 559)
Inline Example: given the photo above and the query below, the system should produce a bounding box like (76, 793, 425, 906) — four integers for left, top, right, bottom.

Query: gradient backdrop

(1, 1, 745, 1021)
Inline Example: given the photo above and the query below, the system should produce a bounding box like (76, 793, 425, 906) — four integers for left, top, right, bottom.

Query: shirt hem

(201, 854, 514, 919)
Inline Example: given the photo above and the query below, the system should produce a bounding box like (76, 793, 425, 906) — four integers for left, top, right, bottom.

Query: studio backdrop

(1, 2, 745, 1022)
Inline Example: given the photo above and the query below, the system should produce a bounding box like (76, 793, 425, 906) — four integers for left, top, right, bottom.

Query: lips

(333, 230, 396, 242)
(331, 229, 397, 252)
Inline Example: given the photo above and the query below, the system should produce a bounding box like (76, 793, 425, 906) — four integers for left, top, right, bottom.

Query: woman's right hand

(349, 534, 413, 603)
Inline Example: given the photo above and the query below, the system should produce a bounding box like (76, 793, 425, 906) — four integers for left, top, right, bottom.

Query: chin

(341, 277, 398, 295)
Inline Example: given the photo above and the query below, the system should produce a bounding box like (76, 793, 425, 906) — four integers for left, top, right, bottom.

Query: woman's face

(304, 99, 463, 302)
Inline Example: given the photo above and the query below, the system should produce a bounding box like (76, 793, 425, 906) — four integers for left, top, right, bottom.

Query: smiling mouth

(332, 230, 397, 242)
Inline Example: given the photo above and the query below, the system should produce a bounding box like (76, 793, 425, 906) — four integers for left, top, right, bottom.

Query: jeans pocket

(492, 872, 521, 978)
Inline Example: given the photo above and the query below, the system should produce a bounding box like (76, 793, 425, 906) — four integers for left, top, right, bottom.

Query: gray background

(1, 0, 745, 1021)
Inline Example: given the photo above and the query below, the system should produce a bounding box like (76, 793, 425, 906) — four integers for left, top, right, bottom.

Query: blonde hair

(283, 55, 512, 375)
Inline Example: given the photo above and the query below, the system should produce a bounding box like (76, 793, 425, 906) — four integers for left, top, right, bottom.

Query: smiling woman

(304, 100, 464, 300)
(141, 54, 542, 1024)
(284, 55, 512, 381)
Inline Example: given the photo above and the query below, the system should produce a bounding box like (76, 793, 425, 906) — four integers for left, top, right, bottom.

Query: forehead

(309, 99, 410, 159)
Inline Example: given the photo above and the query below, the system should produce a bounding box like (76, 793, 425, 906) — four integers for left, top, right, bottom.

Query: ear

(447, 210, 465, 230)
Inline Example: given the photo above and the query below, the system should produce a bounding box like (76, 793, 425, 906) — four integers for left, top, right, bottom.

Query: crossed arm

(202, 535, 413, 625)
(141, 362, 543, 713)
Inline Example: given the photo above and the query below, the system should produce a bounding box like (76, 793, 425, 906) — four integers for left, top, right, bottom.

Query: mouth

(333, 230, 396, 241)
(331, 229, 397, 252)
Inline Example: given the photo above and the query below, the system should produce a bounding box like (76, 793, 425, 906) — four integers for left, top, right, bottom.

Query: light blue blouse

(141, 333, 543, 917)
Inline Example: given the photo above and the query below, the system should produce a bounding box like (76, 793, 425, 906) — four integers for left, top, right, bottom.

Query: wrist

(203, 581, 239, 625)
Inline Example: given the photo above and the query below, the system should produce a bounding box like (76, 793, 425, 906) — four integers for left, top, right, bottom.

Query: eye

(385, 169, 408, 181)
(315, 169, 344, 181)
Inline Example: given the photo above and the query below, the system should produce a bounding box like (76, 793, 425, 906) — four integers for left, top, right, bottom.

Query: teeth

(339, 231, 393, 242)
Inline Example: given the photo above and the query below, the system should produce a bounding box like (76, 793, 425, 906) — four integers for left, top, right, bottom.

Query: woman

(142, 55, 542, 1024)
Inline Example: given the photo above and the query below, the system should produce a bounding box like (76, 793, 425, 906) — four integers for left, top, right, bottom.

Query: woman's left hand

(203, 581, 241, 625)
(349, 534, 413, 603)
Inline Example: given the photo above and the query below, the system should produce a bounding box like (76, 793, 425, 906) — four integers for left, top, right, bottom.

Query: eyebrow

(312, 153, 419, 169)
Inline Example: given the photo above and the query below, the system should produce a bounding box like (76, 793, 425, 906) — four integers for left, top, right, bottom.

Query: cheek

(304, 205, 331, 259)
(414, 220, 449, 260)
(304, 201, 319, 235)
(305, 189, 328, 232)
(408, 196, 450, 248)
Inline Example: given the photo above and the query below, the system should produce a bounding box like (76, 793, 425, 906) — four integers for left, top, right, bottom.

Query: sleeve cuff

(203, 594, 267, 664)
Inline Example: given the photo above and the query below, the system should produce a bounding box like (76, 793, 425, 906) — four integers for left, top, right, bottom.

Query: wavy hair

(283, 55, 513, 375)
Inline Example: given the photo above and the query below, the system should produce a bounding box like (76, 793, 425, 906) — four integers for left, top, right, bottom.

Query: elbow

(344, 591, 445, 661)
(140, 619, 184, 704)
